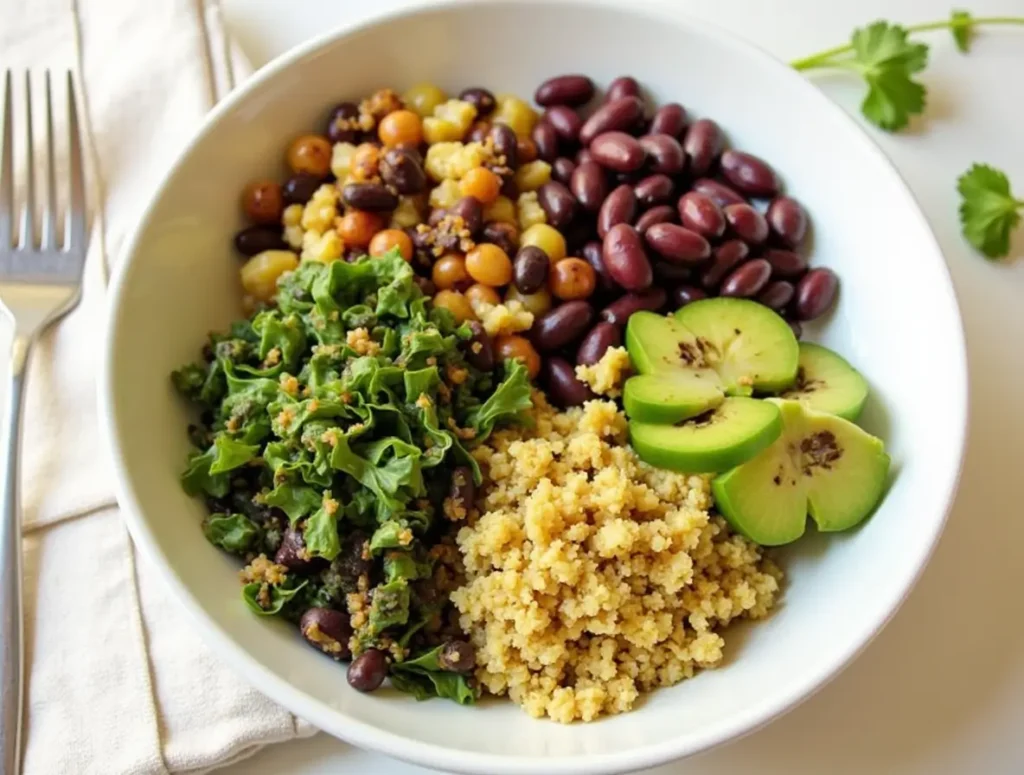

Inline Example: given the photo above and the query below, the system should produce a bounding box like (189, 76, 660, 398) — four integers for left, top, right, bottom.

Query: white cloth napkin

(3, 1, 317, 772)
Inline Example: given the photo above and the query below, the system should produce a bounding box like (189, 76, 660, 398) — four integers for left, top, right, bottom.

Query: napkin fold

(2, 0, 317, 771)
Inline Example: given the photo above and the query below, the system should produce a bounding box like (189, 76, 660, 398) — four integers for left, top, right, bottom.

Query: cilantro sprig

(792, 11, 1024, 131)
(957, 164, 1023, 259)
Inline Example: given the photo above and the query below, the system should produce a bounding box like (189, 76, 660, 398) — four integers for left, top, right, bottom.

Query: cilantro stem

(791, 16, 1024, 70)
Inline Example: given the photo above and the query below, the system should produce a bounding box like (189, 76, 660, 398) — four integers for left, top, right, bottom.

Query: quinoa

(450, 393, 781, 723)
(575, 346, 632, 398)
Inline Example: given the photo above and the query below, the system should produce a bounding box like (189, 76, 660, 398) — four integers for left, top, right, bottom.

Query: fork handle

(0, 335, 28, 775)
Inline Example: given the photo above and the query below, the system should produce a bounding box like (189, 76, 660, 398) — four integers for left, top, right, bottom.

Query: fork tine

(65, 72, 85, 252)
(17, 72, 34, 250)
(40, 71, 58, 251)
(0, 70, 12, 249)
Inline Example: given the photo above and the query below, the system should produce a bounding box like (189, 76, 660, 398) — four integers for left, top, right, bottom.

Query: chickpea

(459, 167, 502, 205)
(549, 257, 597, 300)
(465, 244, 513, 287)
(505, 284, 553, 316)
(465, 283, 502, 308)
(495, 334, 541, 379)
(482, 195, 516, 225)
(337, 210, 384, 248)
(432, 254, 471, 291)
(369, 228, 413, 260)
(351, 143, 382, 182)
(433, 289, 475, 324)
(240, 180, 283, 225)
(378, 110, 423, 148)
(402, 83, 447, 118)
(286, 134, 332, 177)
(519, 223, 566, 262)
(240, 249, 299, 302)
(492, 95, 539, 138)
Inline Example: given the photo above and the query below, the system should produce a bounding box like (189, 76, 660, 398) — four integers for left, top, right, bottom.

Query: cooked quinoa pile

(450, 385, 782, 723)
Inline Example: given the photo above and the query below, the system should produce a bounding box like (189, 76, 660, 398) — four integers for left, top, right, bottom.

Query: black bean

(438, 640, 477, 673)
(380, 147, 427, 195)
(793, 268, 839, 320)
(582, 240, 617, 292)
(459, 87, 496, 116)
(678, 191, 725, 239)
(543, 356, 596, 407)
(537, 181, 578, 228)
(514, 245, 550, 293)
(600, 287, 667, 326)
(683, 119, 724, 177)
(724, 203, 769, 245)
(639, 134, 685, 176)
(326, 101, 360, 143)
(720, 258, 772, 297)
(570, 161, 609, 212)
(348, 649, 388, 692)
(234, 225, 286, 256)
(757, 280, 796, 310)
(590, 132, 646, 173)
(766, 196, 808, 248)
(533, 301, 595, 351)
(597, 184, 637, 238)
(450, 196, 484, 236)
(343, 182, 398, 212)
(720, 150, 780, 197)
(481, 221, 518, 256)
(672, 284, 708, 307)
(535, 75, 595, 107)
(650, 103, 687, 138)
(282, 173, 321, 205)
(763, 248, 808, 279)
(448, 466, 476, 517)
(633, 174, 674, 208)
(605, 76, 640, 102)
(644, 223, 710, 264)
(463, 321, 495, 371)
(579, 97, 644, 146)
(544, 106, 583, 143)
(576, 321, 622, 365)
(635, 204, 677, 234)
(690, 178, 746, 208)
(300, 608, 353, 660)
(489, 124, 518, 169)
(701, 240, 750, 289)
(532, 122, 559, 162)
(552, 157, 577, 186)
(602, 223, 652, 290)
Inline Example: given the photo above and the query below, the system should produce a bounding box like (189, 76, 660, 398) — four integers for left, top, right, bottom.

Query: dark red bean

(672, 284, 708, 308)
(532, 122, 559, 162)
(570, 161, 609, 212)
(644, 223, 711, 264)
(793, 268, 839, 321)
(720, 150, 780, 197)
(720, 258, 772, 297)
(275, 528, 317, 572)
(533, 300, 595, 351)
(543, 356, 596, 407)
(650, 103, 687, 138)
(451, 197, 484, 236)
(683, 119, 725, 177)
(348, 649, 388, 692)
(639, 134, 685, 176)
(326, 102, 360, 143)
(576, 321, 622, 365)
(514, 245, 550, 293)
(635, 204, 677, 234)
(544, 106, 583, 143)
(489, 124, 518, 169)
(787, 320, 804, 339)
(602, 223, 652, 291)
(575, 148, 595, 166)
(380, 147, 427, 195)
(579, 97, 644, 146)
(653, 260, 693, 283)
(724, 203, 769, 245)
(766, 196, 808, 248)
(590, 131, 646, 173)
(763, 248, 808, 279)
(677, 191, 725, 239)
(500, 176, 519, 200)
(634, 174, 674, 207)
(600, 287, 667, 326)
(552, 157, 577, 186)
(428, 207, 448, 227)
(234, 226, 286, 256)
(438, 640, 476, 673)
(462, 321, 495, 371)
(466, 122, 492, 143)
(701, 240, 750, 289)
(756, 280, 796, 310)
(690, 178, 746, 208)
(414, 275, 436, 297)
(481, 221, 518, 256)
(535, 75, 595, 107)
(597, 184, 637, 238)
(342, 182, 398, 212)
(582, 240, 617, 292)
(537, 181, 578, 229)
(300, 608, 353, 660)
(459, 87, 496, 116)
(561, 215, 597, 254)
(282, 173, 321, 205)
(606, 76, 640, 102)
(613, 169, 646, 186)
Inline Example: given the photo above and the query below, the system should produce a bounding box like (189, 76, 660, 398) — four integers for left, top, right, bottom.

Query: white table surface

(219, 0, 1024, 772)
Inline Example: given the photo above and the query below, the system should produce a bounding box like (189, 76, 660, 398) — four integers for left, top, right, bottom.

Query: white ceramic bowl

(99, 1, 968, 772)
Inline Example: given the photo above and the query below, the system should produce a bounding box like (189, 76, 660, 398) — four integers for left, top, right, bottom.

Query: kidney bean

(653, 260, 693, 283)
(343, 182, 398, 212)
(462, 321, 495, 371)
(379, 147, 426, 195)
(793, 268, 838, 320)
(613, 169, 646, 186)
(543, 356, 596, 407)
(677, 191, 724, 239)
(544, 106, 583, 143)
(766, 196, 808, 248)
(582, 240, 616, 292)
(448, 466, 476, 517)
(533, 300, 595, 351)
(500, 176, 519, 201)
(576, 321, 622, 365)
(787, 320, 804, 339)
(428, 207, 448, 227)
(282, 173, 321, 205)
(575, 147, 595, 166)
(634, 174, 675, 207)
(300, 608, 352, 660)
(756, 280, 796, 310)
(438, 640, 476, 673)
(234, 225, 286, 256)
(450, 197, 483, 236)
(459, 87, 496, 116)
(720, 258, 772, 297)
(701, 240, 750, 289)
(602, 223, 652, 291)
(763, 248, 808, 279)
(590, 131, 646, 173)
(596, 184, 637, 238)
(720, 150, 780, 197)
(724, 203, 769, 245)
(481, 221, 518, 256)
(348, 649, 388, 692)
(649, 103, 687, 138)
(691, 178, 746, 208)
(561, 215, 597, 254)
(635, 204, 678, 234)
(325, 101, 360, 143)
(683, 119, 724, 177)
(514, 245, 550, 293)
(275, 528, 317, 572)
(467, 121, 493, 144)
(489, 124, 518, 169)
(532, 122, 559, 162)
(537, 181, 578, 228)
(672, 284, 708, 308)
(552, 157, 577, 186)
(535, 74, 595, 107)
(606, 76, 640, 102)
(569, 161, 608, 212)
(645, 223, 711, 264)
(579, 96, 644, 145)
(600, 287, 667, 326)
(639, 134, 685, 176)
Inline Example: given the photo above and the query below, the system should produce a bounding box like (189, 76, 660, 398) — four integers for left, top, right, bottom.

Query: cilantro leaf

(957, 164, 1023, 259)
(848, 21, 929, 131)
(303, 502, 341, 560)
(950, 10, 974, 52)
(465, 359, 533, 441)
(203, 513, 260, 554)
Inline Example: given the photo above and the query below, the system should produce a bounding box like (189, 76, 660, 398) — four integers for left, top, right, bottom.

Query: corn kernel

(483, 195, 517, 225)
(520, 223, 566, 262)
(514, 160, 552, 192)
(329, 142, 359, 181)
(301, 229, 344, 263)
(301, 184, 339, 232)
(429, 180, 463, 210)
(284, 224, 304, 249)
(389, 196, 426, 229)
(516, 191, 547, 231)
(282, 203, 303, 228)
(240, 249, 299, 302)
(403, 83, 447, 118)
(493, 95, 539, 137)
(423, 117, 463, 145)
(433, 99, 477, 134)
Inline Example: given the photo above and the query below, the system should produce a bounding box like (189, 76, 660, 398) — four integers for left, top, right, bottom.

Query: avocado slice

(779, 342, 869, 421)
(712, 399, 890, 546)
(623, 373, 725, 424)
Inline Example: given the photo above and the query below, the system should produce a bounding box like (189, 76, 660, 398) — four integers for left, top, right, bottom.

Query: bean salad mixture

(173, 74, 891, 722)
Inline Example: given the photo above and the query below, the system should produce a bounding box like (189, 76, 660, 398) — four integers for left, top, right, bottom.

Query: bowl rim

(98, 0, 969, 772)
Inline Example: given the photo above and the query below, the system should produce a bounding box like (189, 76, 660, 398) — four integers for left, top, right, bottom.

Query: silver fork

(0, 70, 88, 775)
